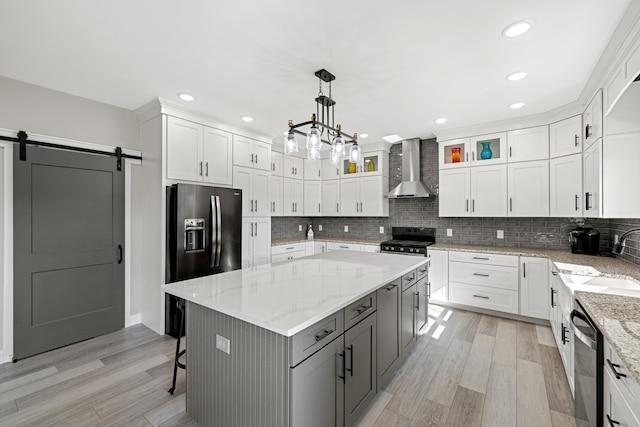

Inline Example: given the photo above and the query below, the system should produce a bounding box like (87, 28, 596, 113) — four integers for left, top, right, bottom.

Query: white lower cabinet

(603, 339, 640, 426)
(519, 257, 549, 319)
(427, 249, 448, 302)
(363, 245, 380, 253)
(449, 282, 519, 314)
(241, 217, 271, 268)
(327, 242, 364, 252)
(271, 242, 306, 263)
(314, 241, 327, 254)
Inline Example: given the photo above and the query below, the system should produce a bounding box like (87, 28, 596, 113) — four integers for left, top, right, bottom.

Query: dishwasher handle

(570, 309, 597, 351)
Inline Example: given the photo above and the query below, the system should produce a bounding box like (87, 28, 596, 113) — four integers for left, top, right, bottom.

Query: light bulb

(285, 131, 298, 154)
(306, 125, 321, 151)
(308, 147, 320, 161)
(329, 145, 340, 165)
(350, 143, 361, 163)
(333, 135, 344, 155)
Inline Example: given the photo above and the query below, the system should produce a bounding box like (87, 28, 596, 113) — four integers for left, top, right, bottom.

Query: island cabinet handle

(346, 345, 354, 377)
(338, 352, 346, 382)
(606, 359, 627, 380)
(355, 305, 369, 314)
(384, 283, 398, 291)
(473, 273, 490, 277)
(314, 329, 334, 342)
(415, 291, 420, 310)
(606, 414, 620, 426)
(473, 294, 489, 299)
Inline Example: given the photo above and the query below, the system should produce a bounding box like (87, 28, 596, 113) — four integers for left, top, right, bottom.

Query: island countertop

(163, 250, 428, 337)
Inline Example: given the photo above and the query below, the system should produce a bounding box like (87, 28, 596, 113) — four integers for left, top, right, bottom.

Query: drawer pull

(314, 329, 334, 342)
(472, 256, 490, 260)
(418, 268, 427, 274)
(385, 283, 398, 291)
(339, 246, 349, 249)
(355, 305, 369, 314)
(286, 247, 295, 250)
(606, 414, 620, 426)
(473, 273, 490, 277)
(472, 294, 489, 299)
(606, 359, 627, 379)
(405, 277, 414, 282)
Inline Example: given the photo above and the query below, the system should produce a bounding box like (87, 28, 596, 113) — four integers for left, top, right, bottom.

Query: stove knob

(399, 248, 404, 252)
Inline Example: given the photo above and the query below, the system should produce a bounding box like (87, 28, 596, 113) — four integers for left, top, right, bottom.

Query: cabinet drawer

(271, 251, 305, 264)
(326, 242, 364, 252)
(290, 312, 344, 367)
(604, 339, 640, 415)
(416, 263, 428, 281)
(271, 242, 306, 255)
(449, 282, 519, 314)
(448, 251, 519, 267)
(344, 292, 377, 331)
(401, 270, 417, 291)
(449, 261, 519, 291)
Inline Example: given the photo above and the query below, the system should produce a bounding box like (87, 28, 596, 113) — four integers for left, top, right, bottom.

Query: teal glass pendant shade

(480, 141, 493, 159)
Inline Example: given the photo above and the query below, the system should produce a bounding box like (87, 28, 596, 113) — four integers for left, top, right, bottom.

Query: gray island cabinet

(164, 251, 428, 427)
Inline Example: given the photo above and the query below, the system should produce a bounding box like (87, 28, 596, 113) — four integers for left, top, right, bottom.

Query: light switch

(379, 226, 385, 234)
(318, 225, 323, 231)
(344, 225, 349, 232)
(447, 229, 452, 237)
(298, 225, 302, 231)
(497, 230, 504, 239)
(216, 334, 230, 354)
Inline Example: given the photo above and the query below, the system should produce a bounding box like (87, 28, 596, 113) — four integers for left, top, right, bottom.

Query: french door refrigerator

(165, 183, 242, 335)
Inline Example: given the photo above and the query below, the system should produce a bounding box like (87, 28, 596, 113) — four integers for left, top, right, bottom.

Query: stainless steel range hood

(388, 138, 433, 198)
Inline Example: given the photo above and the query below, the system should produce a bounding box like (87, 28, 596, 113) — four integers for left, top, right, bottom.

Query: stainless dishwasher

(571, 299, 603, 427)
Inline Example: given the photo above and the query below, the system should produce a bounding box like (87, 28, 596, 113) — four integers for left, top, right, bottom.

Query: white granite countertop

(272, 237, 384, 246)
(163, 251, 427, 337)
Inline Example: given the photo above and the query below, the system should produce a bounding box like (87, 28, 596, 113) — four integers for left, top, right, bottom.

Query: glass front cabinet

(439, 138, 470, 169)
(470, 132, 507, 166)
(341, 151, 387, 178)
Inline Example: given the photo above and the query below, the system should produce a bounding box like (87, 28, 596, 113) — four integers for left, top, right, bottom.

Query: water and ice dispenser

(184, 218, 205, 252)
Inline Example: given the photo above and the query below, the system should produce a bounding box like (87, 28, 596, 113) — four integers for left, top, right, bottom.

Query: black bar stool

(168, 299, 186, 395)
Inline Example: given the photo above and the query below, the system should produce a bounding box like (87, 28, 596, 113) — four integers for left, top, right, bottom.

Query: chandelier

(285, 69, 360, 164)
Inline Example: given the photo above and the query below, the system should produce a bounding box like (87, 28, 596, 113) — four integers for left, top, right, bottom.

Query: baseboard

(126, 313, 142, 327)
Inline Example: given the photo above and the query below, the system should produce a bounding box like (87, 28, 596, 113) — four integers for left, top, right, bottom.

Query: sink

(560, 274, 640, 297)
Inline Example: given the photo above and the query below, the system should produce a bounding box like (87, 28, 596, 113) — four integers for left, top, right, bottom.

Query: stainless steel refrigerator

(165, 183, 242, 335)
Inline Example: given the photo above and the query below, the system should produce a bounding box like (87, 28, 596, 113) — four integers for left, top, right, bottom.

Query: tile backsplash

(271, 139, 638, 264)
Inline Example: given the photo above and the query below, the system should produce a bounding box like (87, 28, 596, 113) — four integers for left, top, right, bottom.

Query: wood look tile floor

(0, 305, 575, 426)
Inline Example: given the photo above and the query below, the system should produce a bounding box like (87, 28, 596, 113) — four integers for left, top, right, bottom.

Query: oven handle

(570, 309, 597, 351)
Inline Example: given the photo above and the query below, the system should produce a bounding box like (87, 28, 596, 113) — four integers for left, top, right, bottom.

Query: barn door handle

(118, 245, 123, 264)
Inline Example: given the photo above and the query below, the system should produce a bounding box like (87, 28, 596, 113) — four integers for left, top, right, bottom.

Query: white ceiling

(0, 0, 631, 146)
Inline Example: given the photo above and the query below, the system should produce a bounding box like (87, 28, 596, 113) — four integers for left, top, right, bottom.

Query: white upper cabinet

(550, 154, 583, 217)
(166, 116, 233, 186)
(508, 160, 549, 217)
(507, 126, 549, 163)
(339, 175, 388, 217)
(270, 175, 283, 216)
(470, 165, 507, 217)
(284, 155, 304, 179)
(271, 152, 284, 176)
(341, 151, 387, 177)
(583, 90, 603, 149)
(439, 138, 471, 169)
(322, 180, 341, 216)
(549, 115, 582, 158)
(303, 159, 322, 180)
(303, 180, 322, 216)
(439, 168, 471, 217)
(233, 135, 271, 171)
(470, 132, 507, 166)
(321, 158, 341, 180)
(603, 133, 640, 218)
(233, 166, 270, 217)
(583, 139, 602, 218)
(283, 177, 303, 216)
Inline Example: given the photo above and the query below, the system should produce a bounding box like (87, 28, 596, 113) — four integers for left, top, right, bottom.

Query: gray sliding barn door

(13, 145, 125, 360)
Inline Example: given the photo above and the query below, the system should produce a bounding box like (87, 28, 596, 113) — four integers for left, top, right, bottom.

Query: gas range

(380, 227, 436, 255)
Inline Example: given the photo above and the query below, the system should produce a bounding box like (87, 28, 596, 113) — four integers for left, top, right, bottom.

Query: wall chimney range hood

(388, 138, 434, 199)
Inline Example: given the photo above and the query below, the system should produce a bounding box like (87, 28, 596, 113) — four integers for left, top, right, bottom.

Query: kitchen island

(163, 250, 429, 427)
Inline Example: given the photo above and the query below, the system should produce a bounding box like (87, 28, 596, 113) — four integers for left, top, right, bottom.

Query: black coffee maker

(570, 226, 600, 255)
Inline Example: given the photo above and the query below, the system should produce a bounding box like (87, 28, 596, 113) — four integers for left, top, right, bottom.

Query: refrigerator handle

(211, 196, 222, 268)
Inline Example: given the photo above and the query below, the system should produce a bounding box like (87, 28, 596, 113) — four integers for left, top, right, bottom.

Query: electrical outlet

(497, 230, 504, 239)
(447, 228, 452, 237)
(318, 225, 323, 231)
(379, 226, 385, 234)
(216, 334, 230, 354)
(298, 225, 302, 231)
(614, 234, 619, 244)
(344, 225, 349, 232)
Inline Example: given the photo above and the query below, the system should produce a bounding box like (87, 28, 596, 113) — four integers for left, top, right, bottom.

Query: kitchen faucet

(611, 227, 640, 255)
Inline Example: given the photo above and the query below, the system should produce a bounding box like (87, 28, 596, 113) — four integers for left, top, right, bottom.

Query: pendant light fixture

(287, 69, 361, 163)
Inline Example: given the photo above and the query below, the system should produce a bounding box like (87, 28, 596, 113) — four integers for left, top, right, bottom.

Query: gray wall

(272, 139, 634, 260)
(0, 76, 139, 150)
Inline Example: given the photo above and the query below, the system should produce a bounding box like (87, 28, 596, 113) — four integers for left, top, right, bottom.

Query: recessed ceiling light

(502, 21, 531, 38)
(509, 102, 526, 109)
(382, 134, 403, 143)
(178, 93, 195, 102)
(506, 72, 527, 81)
(360, 133, 369, 139)
(241, 116, 254, 122)
(435, 118, 447, 124)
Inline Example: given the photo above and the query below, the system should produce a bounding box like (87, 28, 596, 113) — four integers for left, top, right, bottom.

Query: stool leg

(169, 301, 185, 395)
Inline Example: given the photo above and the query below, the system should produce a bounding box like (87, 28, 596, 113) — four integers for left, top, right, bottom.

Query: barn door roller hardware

(0, 130, 142, 170)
